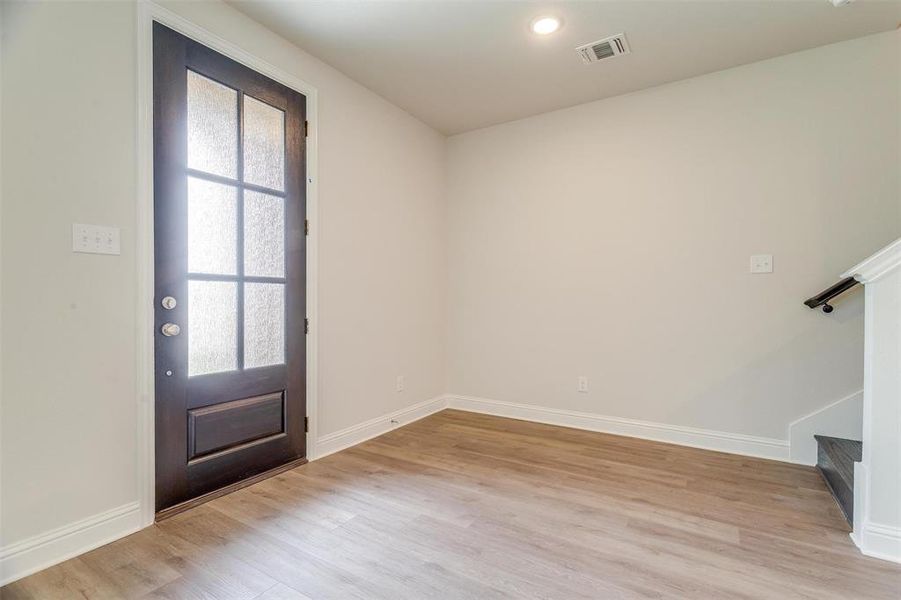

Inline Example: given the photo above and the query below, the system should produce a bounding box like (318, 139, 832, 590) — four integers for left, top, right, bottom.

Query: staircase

(815, 435, 862, 525)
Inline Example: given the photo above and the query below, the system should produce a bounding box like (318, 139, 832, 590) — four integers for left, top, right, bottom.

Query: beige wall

(1, 0, 898, 567)
(156, 0, 448, 436)
(1, 1, 140, 548)
(446, 31, 900, 440)
(0, 0, 446, 546)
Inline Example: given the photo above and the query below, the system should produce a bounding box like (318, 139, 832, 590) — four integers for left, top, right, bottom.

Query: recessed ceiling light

(531, 16, 561, 35)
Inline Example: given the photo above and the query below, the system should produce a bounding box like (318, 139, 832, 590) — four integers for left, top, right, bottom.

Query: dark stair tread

(814, 435, 862, 526)
(814, 435, 862, 489)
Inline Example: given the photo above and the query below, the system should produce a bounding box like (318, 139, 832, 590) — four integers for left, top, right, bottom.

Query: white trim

(842, 238, 901, 284)
(787, 389, 863, 465)
(851, 460, 868, 550)
(849, 461, 900, 565)
(0, 4, 5, 574)
(851, 270, 901, 564)
(135, 0, 155, 531)
(0, 502, 142, 587)
(1, 394, 804, 585)
(788, 389, 864, 429)
(135, 1, 321, 527)
(446, 395, 792, 462)
(855, 521, 901, 564)
(314, 396, 448, 459)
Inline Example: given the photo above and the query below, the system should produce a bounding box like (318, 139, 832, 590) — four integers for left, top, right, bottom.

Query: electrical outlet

(750, 254, 773, 274)
(73, 223, 120, 255)
(578, 376, 589, 393)
(396, 375, 405, 392)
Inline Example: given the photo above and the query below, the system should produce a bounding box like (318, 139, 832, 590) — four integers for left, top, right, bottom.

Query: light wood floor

(4, 410, 900, 599)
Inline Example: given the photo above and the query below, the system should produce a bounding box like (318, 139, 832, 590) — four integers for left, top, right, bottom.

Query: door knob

(161, 323, 181, 337)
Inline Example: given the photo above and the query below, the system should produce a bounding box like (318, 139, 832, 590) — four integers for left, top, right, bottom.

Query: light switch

(750, 254, 773, 274)
(73, 223, 120, 255)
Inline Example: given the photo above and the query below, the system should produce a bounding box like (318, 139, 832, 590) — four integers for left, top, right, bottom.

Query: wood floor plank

(253, 583, 313, 600)
(4, 410, 899, 599)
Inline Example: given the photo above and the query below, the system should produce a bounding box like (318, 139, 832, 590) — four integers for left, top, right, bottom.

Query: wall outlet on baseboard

(396, 375, 405, 392)
(578, 376, 589, 393)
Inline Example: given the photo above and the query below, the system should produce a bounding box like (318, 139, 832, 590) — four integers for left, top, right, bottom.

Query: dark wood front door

(153, 23, 307, 514)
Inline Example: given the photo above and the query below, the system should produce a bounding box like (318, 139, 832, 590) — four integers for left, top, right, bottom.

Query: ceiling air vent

(576, 34, 630, 64)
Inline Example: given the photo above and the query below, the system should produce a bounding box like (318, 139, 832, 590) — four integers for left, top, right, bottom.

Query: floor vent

(576, 34, 630, 64)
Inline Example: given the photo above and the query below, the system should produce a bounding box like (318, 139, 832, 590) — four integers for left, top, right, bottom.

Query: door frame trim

(136, 0, 320, 528)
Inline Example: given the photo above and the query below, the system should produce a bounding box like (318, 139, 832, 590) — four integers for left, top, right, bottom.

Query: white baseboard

(313, 395, 448, 459)
(446, 394, 792, 462)
(0, 502, 142, 587)
(0, 396, 445, 587)
(282, 392, 798, 465)
(0, 393, 812, 587)
(851, 463, 901, 564)
(854, 522, 901, 564)
(788, 390, 863, 465)
(852, 461, 868, 549)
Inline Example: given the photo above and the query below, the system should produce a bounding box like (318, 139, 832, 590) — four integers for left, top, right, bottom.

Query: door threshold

(155, 456, 308, 522)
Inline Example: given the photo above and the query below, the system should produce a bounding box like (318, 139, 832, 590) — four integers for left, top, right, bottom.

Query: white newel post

(844, 239, 901, 563)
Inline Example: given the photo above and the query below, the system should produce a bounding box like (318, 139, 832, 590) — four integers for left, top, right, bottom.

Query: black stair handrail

(804, 276, 859, 313)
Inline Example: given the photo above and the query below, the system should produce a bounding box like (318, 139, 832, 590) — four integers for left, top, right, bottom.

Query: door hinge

(304, 219, 309, 236)
(304, 416, 309, 433)
(304, 317, 309, 334)
(304, 120, 309, 137)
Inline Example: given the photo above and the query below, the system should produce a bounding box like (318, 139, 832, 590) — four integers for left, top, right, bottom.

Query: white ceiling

(228, 1, 901, 135)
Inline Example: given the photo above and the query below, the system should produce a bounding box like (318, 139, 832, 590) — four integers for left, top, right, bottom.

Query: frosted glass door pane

(189, 281, 238, 376)
(243, 95, 285, 191)
(244, 283, 285, 369)
(187, 70, 238, 178)
(188, 177, 237, 275)
(244, 190, 284, 277)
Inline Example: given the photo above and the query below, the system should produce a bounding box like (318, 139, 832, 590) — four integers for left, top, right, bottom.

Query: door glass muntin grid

(185, 69, 288, 377)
